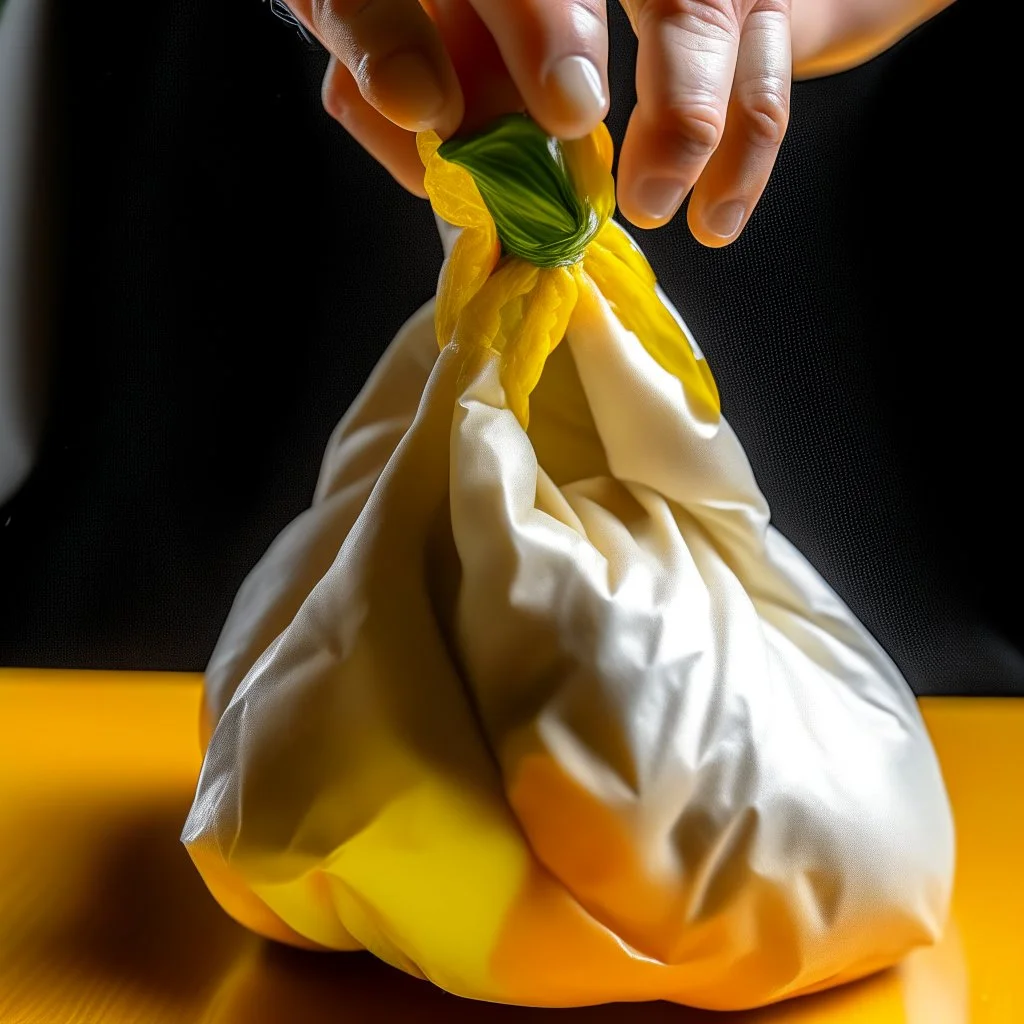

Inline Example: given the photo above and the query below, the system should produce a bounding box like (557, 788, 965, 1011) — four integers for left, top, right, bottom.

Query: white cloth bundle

(183, 119, 954, 1011)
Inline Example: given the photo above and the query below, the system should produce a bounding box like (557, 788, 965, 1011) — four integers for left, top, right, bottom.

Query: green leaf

(438, 114, 601, 269)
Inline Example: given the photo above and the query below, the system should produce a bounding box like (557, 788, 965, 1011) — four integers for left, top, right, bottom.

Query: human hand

(287, 0, 954, 247)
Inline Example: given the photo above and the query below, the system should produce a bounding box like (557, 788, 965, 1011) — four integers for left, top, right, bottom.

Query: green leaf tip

(438, 114, 603, 269)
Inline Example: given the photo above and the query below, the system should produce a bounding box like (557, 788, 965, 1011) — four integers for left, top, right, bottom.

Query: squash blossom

(417, 115, 720, 429)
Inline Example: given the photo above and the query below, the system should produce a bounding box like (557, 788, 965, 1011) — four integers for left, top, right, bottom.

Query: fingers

(296, 0, 793, 245)
(790, 0, 954, 79)
(298, 0, 612, 199)
(687, 1, 790, 245)
(321, 58, 428, 197)
(467, 0, 610, 138)
(617, 0, 791, 247)
(617, 0, 742, 230)
(430, 0, 524, 135)
(290, 0, 464, 133)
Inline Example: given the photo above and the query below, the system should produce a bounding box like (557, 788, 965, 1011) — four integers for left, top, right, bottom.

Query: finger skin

(429, 0, 524, 135)
(315, 0, 523, 196)
(617, 0, 742, 230)
(687, 1, 791, 246)
(791, 0, 953, 78)
(321, 57, 428, 196)
(290, 0, 464, 133)
(467, 0, 610, 138)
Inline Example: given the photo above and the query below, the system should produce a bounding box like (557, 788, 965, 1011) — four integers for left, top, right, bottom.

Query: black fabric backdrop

(1, 1, 1017, 695)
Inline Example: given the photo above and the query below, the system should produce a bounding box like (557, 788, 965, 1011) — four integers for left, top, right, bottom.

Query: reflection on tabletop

(1, 673, 1019, 1023)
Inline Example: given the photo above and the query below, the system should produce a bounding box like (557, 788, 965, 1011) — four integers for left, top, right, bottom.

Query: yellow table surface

(0, 671, 1021, 1024)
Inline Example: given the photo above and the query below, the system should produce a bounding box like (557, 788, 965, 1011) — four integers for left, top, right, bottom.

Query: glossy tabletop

(1, 671, 1021, 1023)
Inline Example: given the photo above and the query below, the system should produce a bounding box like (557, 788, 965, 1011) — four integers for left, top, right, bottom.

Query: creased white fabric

(185, 277, 954, 1010)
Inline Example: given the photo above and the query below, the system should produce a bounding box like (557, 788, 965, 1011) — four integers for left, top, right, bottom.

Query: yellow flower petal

(416, 128, 443, 167)
(593, 220, 656, 287)
(419, 129, 500, 350)
(420, 120, 716, 429)
(584, 235, 720, 423)
(436, 225, 500, 350)
(499, 267, 579, 428)
(455, 259, 540, 356)
(451, 262, 581, 428)
(562, 125, 616, 229)
(419, 130, 492, 231)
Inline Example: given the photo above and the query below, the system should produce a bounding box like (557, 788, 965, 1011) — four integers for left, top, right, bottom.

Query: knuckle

(661, 102, 725, 158)
(736, 78, 789, 146)
(753, 0, 790, 15)
(638, 0, 738, 41)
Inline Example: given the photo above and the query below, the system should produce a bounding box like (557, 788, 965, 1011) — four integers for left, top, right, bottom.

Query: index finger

(616, 0, 741, 229)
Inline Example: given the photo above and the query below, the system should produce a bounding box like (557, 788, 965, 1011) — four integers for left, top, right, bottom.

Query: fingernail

(374, 50, 447, 131)
(705, 200, 746, 239)
(634, 177, 685, 222)
(548, 55, 607, 131)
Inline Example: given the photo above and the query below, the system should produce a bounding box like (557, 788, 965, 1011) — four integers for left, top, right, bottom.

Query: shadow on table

(200, 940, 915, 1024)
(42, 794, 249, 1004)
(42, 797, 967, 1024)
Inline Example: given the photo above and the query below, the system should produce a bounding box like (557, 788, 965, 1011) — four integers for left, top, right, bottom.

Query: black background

(1, 1, 1017, 695)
